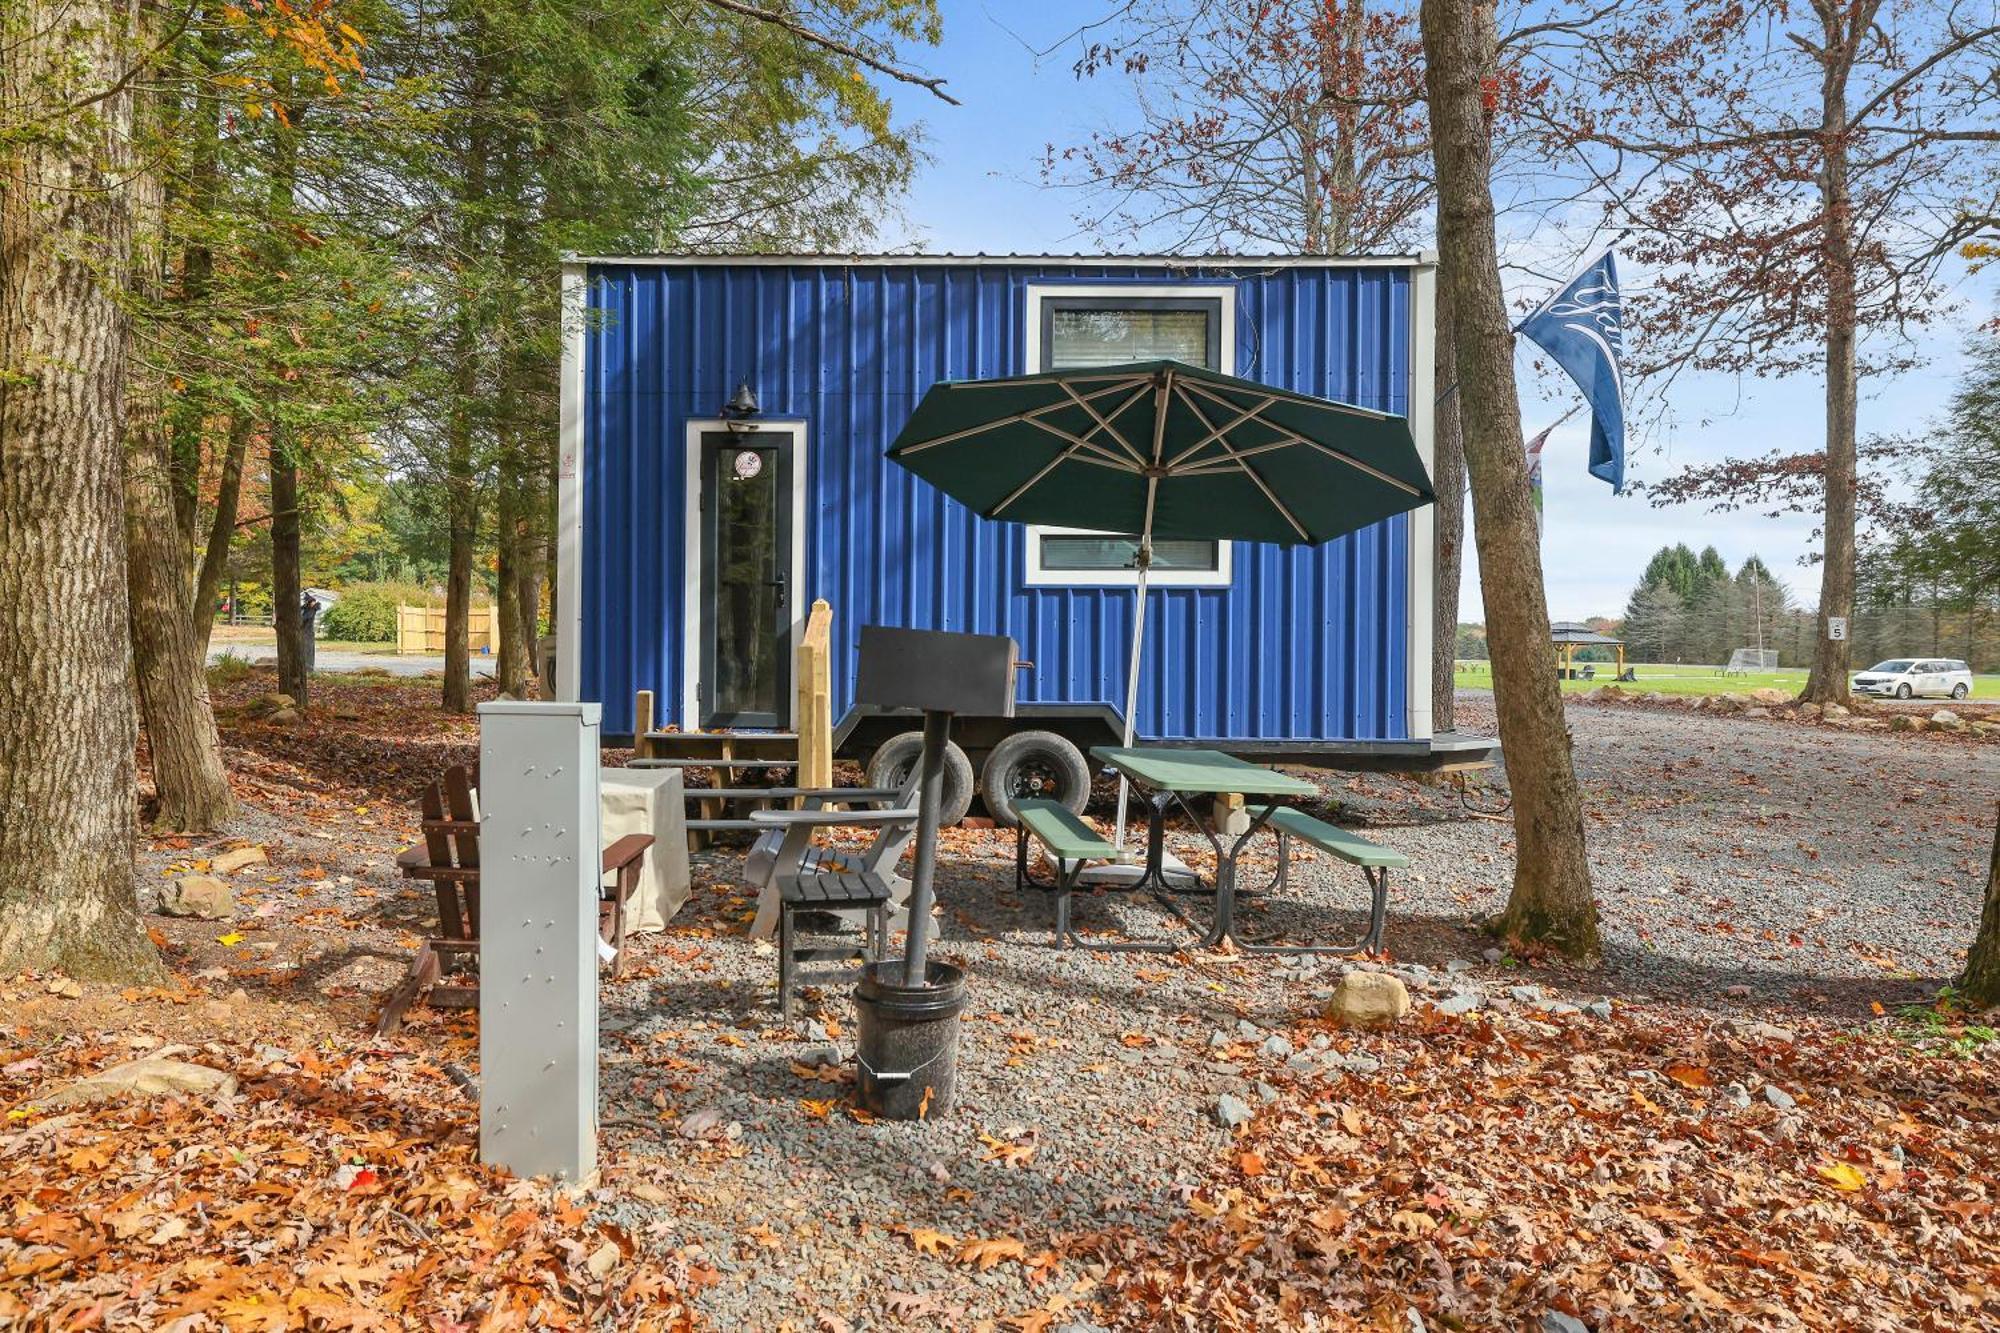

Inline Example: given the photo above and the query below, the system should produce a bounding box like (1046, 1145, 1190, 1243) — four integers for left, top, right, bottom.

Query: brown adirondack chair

(376, 764, 653, 1035)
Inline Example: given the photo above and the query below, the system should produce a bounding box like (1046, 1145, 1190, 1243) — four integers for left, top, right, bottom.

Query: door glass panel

(711, 444, 783, 721)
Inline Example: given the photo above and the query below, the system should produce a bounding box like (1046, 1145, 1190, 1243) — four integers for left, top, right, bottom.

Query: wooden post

(796, 599, 833, 791)
(633, 690, 654, 761)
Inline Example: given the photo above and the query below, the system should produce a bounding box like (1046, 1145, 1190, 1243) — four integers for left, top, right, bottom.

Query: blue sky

(879, 0, 1986, 623)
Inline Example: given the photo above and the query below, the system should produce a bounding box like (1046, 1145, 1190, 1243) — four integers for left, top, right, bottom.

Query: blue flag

(1518, 252, 1625, 492)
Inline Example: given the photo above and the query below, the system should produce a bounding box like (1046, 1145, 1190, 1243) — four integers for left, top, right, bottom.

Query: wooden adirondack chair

(376, 764, 653, 1035)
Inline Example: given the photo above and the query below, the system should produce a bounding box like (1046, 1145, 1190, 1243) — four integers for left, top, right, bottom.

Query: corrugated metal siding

(580, 261, 1412, 741)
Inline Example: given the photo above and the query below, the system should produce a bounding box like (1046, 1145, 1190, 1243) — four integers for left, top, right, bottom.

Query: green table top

(1090, 746, 1319, 797)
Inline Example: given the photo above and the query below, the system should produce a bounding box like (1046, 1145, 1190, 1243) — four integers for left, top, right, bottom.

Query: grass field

(1452, 660, 2000, 700)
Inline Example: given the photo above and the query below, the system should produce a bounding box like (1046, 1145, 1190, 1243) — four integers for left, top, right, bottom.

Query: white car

(1851, 658, 1973, 700)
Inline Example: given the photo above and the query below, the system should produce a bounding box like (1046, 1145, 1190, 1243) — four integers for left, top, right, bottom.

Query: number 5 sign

(1827, 616, 1848, 641)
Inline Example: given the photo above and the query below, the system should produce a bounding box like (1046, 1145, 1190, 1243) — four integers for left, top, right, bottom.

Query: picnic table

(1088, 746, 1316, 950)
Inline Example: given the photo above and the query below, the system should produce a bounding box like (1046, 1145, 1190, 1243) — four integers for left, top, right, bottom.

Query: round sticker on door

(731, 450, 763, 480)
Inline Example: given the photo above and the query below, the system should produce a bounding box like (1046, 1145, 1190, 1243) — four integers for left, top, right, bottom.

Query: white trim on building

(680, 419, 809, 731)
(556, 262, 586, 702)
(1020, 281, 1240, 590)
(1405, 254, 1439, 740)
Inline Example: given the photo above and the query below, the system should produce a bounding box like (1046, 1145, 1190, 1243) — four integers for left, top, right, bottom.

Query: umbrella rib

(1023, 415, 1145, 469)
(1172, 385, 1312, 542)
(1178, 380, 1421, 497)
(893, 378, 1143, 456)
(1164, 394, 1279, 468)
(988, 442, 1131, 518)
(1149, 369, 1172, 466)
(1060, 381, 1151, 465)
(1179, 374, 1395, 422)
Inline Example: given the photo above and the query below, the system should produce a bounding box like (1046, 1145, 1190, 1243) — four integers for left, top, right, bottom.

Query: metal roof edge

(561, 251, 1431, 270)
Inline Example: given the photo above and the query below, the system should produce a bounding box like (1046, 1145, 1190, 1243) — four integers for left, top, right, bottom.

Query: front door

(697, 432, 792, 727)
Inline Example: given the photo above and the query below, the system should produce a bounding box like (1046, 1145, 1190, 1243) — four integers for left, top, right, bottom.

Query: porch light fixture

(721, 381, 760, 430)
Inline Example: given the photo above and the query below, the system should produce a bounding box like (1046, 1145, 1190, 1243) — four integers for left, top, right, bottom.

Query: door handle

(767, 571, 787, 607)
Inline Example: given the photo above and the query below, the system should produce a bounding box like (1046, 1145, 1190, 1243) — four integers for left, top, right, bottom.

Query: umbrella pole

(1113, 529, 1154, 854)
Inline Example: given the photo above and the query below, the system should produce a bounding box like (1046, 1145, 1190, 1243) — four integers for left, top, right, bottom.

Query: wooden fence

(397, 604, 500, 656)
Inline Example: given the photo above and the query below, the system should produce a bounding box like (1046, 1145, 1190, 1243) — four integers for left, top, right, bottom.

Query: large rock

(158, 874, 235, 920)
(1796, 701, 1822, 719)
(1972, 721, 2000, 738)
(1747, 687, 1791, 706)
(247, 692, 295, 716)
(1820, 702, 1850, 719)
(1928, 709, 1963, 731)
(1322, 971, 1410, 1027)
(1584, 685, 1627, 702)
(42, 1050, 238, 1107)
(1888, 714, 1925, 733)
(211, 845, 267, 875)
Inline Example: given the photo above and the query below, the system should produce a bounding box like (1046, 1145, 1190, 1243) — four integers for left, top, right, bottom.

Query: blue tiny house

(557, 254, 1461, 802)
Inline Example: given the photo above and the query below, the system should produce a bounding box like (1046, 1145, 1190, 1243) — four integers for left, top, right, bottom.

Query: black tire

(1895, 683, 1912, 699)
(865, 732, 975, 826)
(1952, 683, 1969, 700)
(979, 730, 1091, 827)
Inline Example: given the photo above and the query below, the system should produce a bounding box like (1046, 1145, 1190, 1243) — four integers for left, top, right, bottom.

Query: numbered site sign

(1827, 616, 1848, 641)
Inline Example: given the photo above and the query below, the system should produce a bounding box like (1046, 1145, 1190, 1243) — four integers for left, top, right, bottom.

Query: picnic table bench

(1248, 805, 1405, 955)
(1011, 798, 1120, 949)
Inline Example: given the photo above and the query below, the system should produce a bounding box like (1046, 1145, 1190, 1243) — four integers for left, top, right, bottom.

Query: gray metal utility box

(853, 625, 1019, 718)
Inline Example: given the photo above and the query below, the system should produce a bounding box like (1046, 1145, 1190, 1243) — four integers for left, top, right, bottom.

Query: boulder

(42, 1050, 238, 1107)
(1322, 971, 1410, 1027)
(1585, 685, 1626, 702)
(1796, 701, 1822, 719)
(158, 874, 234, 920)
(246, 692, 295, 716)
(1888, 714, 1925, 733)
(1743, 706, 1771, 718)
(1820, 702, 1850, 719)
(1972, 721, 2000, 738)
(1748, 687, 1792, 706)
(210, 845, 267, 875)
(1711, 692, 1749, 713)
(265, 707, 304, 727)
(1928, 709, 1963, 731)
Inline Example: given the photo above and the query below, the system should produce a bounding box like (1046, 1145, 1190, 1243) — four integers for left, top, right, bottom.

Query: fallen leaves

(1065, 1006, 2000, 1331)
(956, 1235, 1028, 1271)
(1815, 1160, 1868, 1191)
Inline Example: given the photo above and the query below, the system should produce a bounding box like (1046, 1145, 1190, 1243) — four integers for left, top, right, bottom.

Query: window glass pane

(1039, 534, 1219, 572)
(1050, 308, 1212, 369)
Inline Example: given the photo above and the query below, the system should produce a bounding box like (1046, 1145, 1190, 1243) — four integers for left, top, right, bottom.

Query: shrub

(321, 581, 434, 643)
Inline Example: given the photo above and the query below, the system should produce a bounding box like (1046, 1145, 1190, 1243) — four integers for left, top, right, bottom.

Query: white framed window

(1024, 525, 1235, 588)
(1020, 284, 1238, 589)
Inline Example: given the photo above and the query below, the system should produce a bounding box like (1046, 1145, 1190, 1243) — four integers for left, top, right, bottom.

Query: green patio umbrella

(886, 358, 1435, 845)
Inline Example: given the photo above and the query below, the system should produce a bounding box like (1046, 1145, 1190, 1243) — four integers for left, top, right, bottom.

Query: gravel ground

(579, 696, 1998, 1328)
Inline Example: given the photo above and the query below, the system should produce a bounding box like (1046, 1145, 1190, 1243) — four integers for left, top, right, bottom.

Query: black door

(698, 432, 792, 727)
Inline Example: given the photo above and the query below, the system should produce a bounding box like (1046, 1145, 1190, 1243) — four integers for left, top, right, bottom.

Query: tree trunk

(443, 376, 478, 713)
(1431, 275, 1466, 732)
(1803, 19, 1859, 706)
(0, 0, 161, 980)
(128, 414, 236, 831)
(1421, 0, 1599, 960)
(270, 441, 307, 706)
(1960, 803, 2000, 1006)
(124, 46, 233, 833)
(192, 414, 252, 655)
(496, 447, 526, 697)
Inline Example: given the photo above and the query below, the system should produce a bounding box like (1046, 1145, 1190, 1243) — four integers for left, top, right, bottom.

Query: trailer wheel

(980, 730, 1091, 826)
(865, 732, 975, 826)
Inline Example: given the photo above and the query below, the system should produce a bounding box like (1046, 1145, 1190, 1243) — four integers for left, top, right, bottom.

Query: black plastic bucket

(853, 960, 967, 1120)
